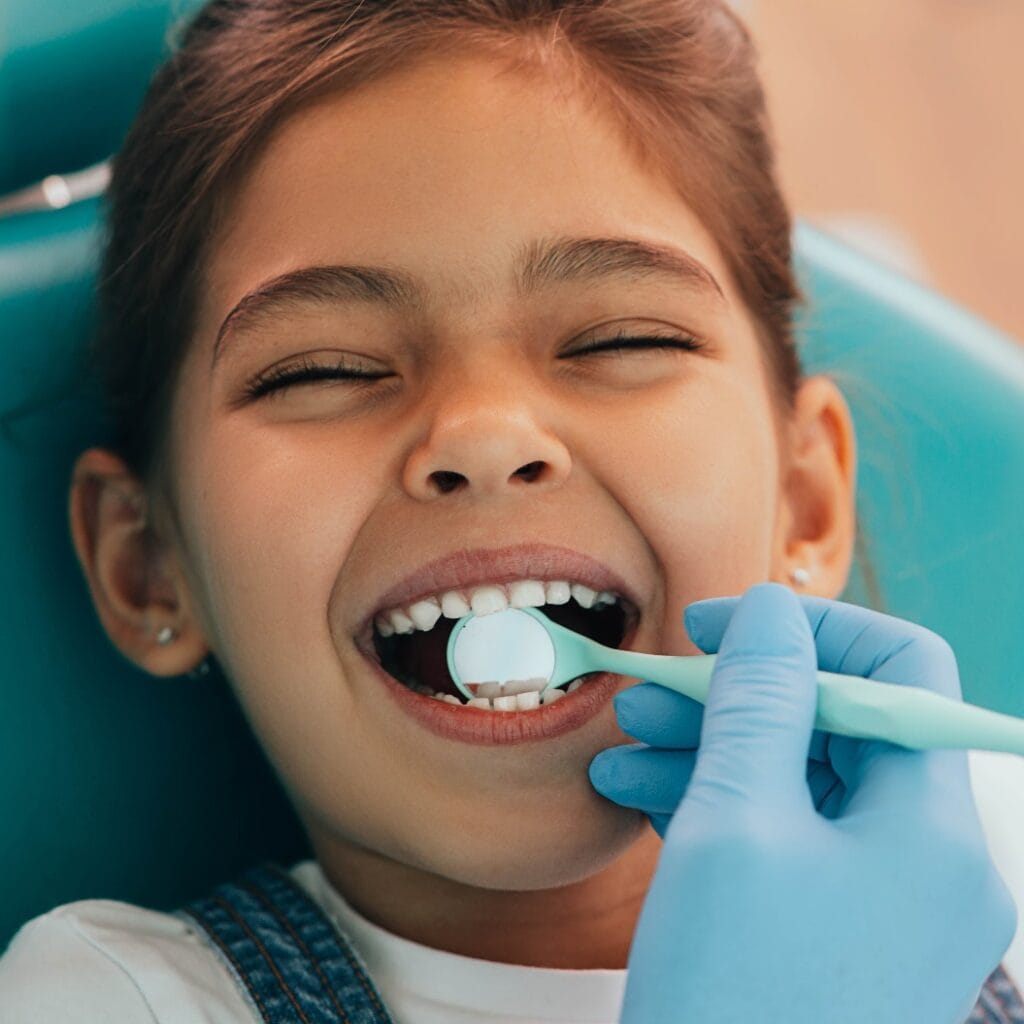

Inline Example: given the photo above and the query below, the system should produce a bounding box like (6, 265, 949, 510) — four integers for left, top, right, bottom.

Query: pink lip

(374, 660, 618, 744)
(352, 542, 643, 651)
(357, 619, 640, 746)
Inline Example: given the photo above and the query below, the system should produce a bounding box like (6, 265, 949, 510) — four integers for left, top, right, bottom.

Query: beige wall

(745, 2, 1024, 343)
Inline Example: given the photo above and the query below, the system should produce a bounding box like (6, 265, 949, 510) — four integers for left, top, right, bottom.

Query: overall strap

(969, 964, 1024, 1024)
(176, 862, 396, 1024)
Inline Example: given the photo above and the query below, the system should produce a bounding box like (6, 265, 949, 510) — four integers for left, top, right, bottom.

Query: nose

(401, 377, 573, 501)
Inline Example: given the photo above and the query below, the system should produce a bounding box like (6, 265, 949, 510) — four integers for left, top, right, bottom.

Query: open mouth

(371, 597, 634, 705)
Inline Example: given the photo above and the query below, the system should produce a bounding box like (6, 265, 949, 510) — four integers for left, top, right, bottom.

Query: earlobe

(68, 447, 209, 677)
(773, 375, 858, 598)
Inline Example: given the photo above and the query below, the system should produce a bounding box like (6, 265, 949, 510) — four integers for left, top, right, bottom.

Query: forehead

(199, 49, 745, 333)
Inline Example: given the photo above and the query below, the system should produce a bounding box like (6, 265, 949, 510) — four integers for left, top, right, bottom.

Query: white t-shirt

(1, 749, 1023, 1024)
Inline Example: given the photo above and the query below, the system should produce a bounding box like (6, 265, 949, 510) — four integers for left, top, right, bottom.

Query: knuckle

(876, 626, 961, 697)
(898, 623, 957, 668)
(915, 627, 957, 665)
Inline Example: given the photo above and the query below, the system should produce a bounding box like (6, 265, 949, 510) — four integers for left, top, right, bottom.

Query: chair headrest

(0, 0, 204, 195)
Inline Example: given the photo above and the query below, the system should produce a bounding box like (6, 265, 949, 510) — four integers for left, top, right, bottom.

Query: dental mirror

(447, 607, 555, 697)
(444, 606, 1024, 755)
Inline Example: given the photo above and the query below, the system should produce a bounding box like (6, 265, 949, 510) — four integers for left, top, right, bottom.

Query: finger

(681, 596, 829, 762)
(688, 593, 958, 761)
(588, 745, 697, 814)
(798, 602, 971, 814)
(808, 729, 830, 763)
(687, 592, 965, 800)
(804, 598, 963, 700)
(683, 595, 741, 653)
(614, 681, 826, 762)
(612, 683, 703, 748)
(806, 758, 845, 818)
(683, 582, 817, 814)
(827, 732, 973, 822)
(801, 601, 971, 810)
(687, 593, 962, 700)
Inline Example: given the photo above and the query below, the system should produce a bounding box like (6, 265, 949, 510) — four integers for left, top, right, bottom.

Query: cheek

(585, 379, 779, 653)
(174, 419, 371, 689)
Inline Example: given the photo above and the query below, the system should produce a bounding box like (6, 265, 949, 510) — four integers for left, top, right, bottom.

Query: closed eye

(244, 355, 389, 400)
(566, 331, 705, 357)
(244, 331, 705, 399)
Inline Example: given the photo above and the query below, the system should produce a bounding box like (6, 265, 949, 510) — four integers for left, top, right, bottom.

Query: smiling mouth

(371, 599, 632, 703)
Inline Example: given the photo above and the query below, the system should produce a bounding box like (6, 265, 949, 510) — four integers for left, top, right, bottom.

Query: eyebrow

(211, 235, 726, 366)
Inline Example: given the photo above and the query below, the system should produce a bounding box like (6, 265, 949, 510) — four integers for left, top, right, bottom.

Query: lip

(358, 618, 641, 746)
(352, 542, 644, 653)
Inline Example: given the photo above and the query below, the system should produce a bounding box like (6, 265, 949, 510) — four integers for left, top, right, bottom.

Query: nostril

(431, 470, 464, 494)
(515, 461, 544, 482)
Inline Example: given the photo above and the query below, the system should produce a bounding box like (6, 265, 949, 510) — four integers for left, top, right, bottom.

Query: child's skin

(69, 49, 856, 969)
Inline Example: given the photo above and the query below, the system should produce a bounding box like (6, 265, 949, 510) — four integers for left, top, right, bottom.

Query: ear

(68, 447, 210, 676)
(771, 375, 857, 597)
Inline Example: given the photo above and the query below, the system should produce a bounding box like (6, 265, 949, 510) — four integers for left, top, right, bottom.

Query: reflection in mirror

(450, 607, 556, 693)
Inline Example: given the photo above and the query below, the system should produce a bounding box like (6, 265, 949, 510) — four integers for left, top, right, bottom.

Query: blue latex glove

(589, 582, 1016, 1023)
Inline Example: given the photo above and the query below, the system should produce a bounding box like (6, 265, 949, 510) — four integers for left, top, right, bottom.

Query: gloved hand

(589, 582, 1016, 1024)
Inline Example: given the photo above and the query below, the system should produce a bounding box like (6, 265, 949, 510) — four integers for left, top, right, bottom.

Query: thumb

(684, 582, 818, 814)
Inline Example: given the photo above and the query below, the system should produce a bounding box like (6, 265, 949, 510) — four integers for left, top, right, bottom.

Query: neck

(307, 825, 662, 969)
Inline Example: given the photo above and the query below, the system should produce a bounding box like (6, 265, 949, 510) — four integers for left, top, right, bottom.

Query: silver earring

(789, 566, 812, 586)
(156, 625, 177, 645)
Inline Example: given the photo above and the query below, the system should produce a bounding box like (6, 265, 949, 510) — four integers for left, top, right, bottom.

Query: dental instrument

(446, 606, 1024, 754)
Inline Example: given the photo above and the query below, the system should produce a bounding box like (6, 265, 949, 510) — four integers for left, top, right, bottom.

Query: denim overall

(177, 862, 1024, 1023)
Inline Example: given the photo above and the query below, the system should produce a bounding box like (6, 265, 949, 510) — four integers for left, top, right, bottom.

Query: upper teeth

(373, 579, 620, 637)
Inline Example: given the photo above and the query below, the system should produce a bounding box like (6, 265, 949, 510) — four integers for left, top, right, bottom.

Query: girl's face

(82, 49, 854, 919)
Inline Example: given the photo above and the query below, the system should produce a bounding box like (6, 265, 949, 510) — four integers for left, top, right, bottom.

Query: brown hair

(94, 0, 879, 603)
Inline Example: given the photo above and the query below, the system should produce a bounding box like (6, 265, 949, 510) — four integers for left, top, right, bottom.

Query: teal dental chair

(2, 0, 1024, 959)
(0, 0, 204, 197)
(0, 197, 309, 952)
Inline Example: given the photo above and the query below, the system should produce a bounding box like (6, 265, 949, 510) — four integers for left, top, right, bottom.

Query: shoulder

(0, 898, 254, 1023)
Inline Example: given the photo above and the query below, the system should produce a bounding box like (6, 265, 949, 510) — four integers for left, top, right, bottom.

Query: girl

(1, 1, 1020, 1020)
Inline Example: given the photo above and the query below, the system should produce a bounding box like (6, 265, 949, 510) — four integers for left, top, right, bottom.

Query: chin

(422, 793, 654, 892)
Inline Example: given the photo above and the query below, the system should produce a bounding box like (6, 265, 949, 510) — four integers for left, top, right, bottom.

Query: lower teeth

(407, 677, 589, 710)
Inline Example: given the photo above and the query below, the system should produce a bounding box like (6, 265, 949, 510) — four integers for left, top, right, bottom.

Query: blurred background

(2, 0, 1022, 343)
(741, 0, 1024, 343)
